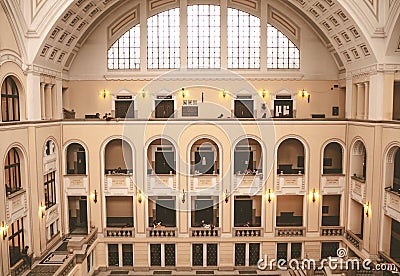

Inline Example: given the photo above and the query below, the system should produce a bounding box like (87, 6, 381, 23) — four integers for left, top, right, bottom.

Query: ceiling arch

(29, 0, 378, 72)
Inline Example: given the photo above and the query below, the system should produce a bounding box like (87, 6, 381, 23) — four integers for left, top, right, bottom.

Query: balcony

(276, 174, 305, 194)
(384, 188, 400, 221)
(233, 174, 263, 193)
(190, 227, 220, 237)
(6, 189, 27, 222)
(233, 227, 263, 237)
(321, 226, 345, 236)
(146, 227, 177, 237)
(350, 176, 366, 204)
(104, 227, 135, 238)
(190, 174, 220, 193)
(321, 174, 345, 194)
(379, 251, 400, 271)
(146, 174, 177, 195)
(346, 230, 363, 250)
(10, 257, 31, 276)
(275, 226, 305, 237)
(104, 174, 134, 195)
(64, 175, 88, 195)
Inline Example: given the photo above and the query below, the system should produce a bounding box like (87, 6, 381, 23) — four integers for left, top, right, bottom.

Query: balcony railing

(104, 174, 134, 195)
(276, 174, 305, 194)
(6, 189, 27, 222)
(379, 251, 400, 271)
(147, 174, 177, 194)
(275, 226, 305, 237)
(190, 174, 220, 192)
(384, 188, 400, 221)
(233, 227, 263, 237)
(147, 227, 177, 237)
(321, 174, 345, 194)
(346, 230, 363, 250)
(321, 226, 344, 236)
(54, 254, 77, 276)
(190, 227, 220, 237)
(64, 175, 88, 194)
(350, 176, 366, 204)
(10, 257, 31, 276)
(233, 174, 263, 192)
(104, 227, 135, 238)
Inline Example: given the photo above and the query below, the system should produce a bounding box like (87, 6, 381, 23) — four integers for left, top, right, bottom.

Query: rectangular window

(150, 244, 162, 266)
(122, 244, 133, 266)
(44, 171, 56, 208)
(47, 219, 59, 241)
(227, 8, 260, 69)
(108, 25, 140, 70)
(147, 8, 180, 69)
(235, 243, 260, 266)
(8, 218, 25, 267)
(188, 5, 221, 68)
(165, 244, 176, 266)
(115, 100, 134, 118)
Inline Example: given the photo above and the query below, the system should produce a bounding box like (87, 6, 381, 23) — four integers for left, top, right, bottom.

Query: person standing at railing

(21, 245, 31, 269)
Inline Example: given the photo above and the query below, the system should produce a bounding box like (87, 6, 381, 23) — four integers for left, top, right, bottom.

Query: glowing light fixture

(90, 190, 98, 204)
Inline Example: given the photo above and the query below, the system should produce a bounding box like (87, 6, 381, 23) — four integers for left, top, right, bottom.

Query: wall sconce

(364, 202, 370, 217)
(309, 189, 319, 203)
(180, 189, 186, 204)
(90, 190, 98, 204)
(181, 88, 188, 99)
(39, 202, 47, 218)
(100, 89, 109, 99)
(299, 89, 310, 103)
(140, 90, 146, 98)
(0, 221, 8, 240)
(224, 189, 230, 203)
(265, 189, 275, 203)
(259, 89, 268, 98)
(137, 190, 143, 204)
(220, 90, 228, 98)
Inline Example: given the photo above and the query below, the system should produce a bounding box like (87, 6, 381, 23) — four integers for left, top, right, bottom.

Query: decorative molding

(107, 6, 139, 48)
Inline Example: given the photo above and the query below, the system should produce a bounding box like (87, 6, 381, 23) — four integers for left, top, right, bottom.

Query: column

(25, 73, 42, 121)
(139, 1, 147, 73)
(364, 82, 369, 120)
(180, 0, 188, 68)
(369, 72, 395, 120)
(356, 83, 365, 120)
(45, 84, 53, 120)
(220, 0, 228, 68)
(40, 83, 46, 119)
(345, 77, 355, 119)
(260, 0, 268, 71)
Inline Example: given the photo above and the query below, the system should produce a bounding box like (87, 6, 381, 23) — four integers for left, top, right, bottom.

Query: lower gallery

(0, 0, 400, 275)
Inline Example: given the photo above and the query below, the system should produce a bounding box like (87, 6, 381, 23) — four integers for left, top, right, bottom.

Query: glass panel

(107, 25, 140, 70)
(235, 243, 246, 266)
(249, 243, 260, 266)
(122, 244, 133, 266)
(192, 244, 203, 266)
(108, 244, 119, 266)
(165, 244, 176, 266)
(207, 244, 217, 266)
(227, 8, 260, 69)
(267, 24, 299, 69)
(150, 244, 162, 266)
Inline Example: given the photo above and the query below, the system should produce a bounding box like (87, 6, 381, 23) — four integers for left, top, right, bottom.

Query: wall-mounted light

(140, 90, 146, 98)
(100, 89, 109, 99)
(309, 189, 319, 203)
(0, 221, 8, 240)
(265, 189, 275, 203)
(224, 189, 230, 203)
(39, 202, 47, 218)
(259, 89, 268, 98)
(364, 202, 370, 217)
(180, 189, 186, 204)
(137, 190, 143, 204)
(299, 89, 310, 103)
(181, 88, 188, 99)
(90, 190, 98, 204)
(220, 90, 228, 98)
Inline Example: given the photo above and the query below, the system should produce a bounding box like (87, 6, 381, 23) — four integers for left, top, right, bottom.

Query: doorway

(234, 100, 254, 118)
(234, 200, 252, 226)
(274, 99, 293, 118)
(155, 100, 174, 118)
(155, 151, 175, 174)
(68, 196, 88, 235)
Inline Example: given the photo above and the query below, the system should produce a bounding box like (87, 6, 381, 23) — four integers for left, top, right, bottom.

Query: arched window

(187, 5, 221, 68)
(1, 76, 20, 122)
(4, 148, 22, 195)
(267, 24, 300, 69)
(227, 8, 260, 69)
(108, 24, 141, 70)
(147, 8, 180, 69)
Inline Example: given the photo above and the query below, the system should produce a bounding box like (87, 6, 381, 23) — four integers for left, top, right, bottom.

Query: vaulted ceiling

(3, 0, 400, 73)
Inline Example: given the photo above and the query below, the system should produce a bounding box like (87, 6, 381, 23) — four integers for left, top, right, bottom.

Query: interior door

(234, 200, 252, 226)
(195, 151, 215, 174)
(274, 100, 293, 118)
(234, 100, 254, 118)
(194, 200, 214, 226)
(77, 151, 86, 174)
(277, 243, 288, 262)
(79, 198, 88, 229)
(155, 151, 175, 174)
(155, 100, 174, 118)
(234, 151, 253, 173)
(115, 100, 134, 118)
(156, 200, 176, 227)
